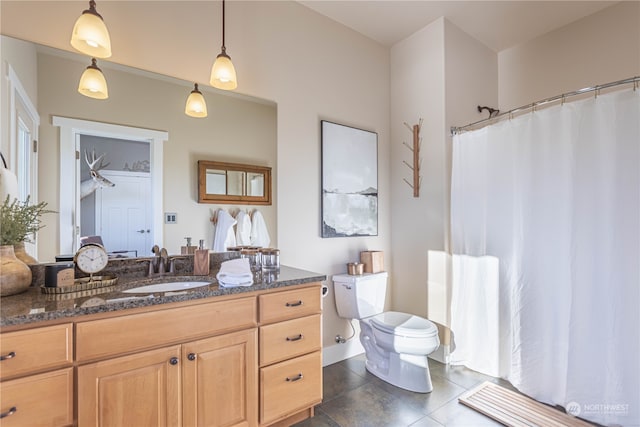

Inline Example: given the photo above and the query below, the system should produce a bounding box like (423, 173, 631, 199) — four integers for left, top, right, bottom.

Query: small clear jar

(240, 249, 261, 273)
(260, 248, 280, 272)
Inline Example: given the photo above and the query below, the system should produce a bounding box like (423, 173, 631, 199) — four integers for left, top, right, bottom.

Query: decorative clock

(74, 243, 109, 281)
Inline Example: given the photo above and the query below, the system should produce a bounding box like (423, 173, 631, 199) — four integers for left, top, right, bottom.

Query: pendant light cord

(221, 0, 226, 50)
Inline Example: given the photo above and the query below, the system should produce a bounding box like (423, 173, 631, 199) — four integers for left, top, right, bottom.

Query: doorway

(53, 116, 167, 256)
(79, 134, 152, 257)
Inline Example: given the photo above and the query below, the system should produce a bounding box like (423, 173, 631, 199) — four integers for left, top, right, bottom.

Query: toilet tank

(333, 272, 388, 319)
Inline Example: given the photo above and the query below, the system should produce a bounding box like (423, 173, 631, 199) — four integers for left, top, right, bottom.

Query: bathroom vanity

(0, 266, 325, 427)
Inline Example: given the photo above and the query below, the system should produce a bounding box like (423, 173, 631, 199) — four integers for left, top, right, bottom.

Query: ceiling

(298, 1, 618, 51)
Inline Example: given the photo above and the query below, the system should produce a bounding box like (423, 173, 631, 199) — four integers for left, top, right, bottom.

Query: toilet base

(364, 352, 434, 393)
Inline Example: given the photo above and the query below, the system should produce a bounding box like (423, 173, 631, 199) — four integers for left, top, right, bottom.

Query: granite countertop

(0, 265, 326, 328)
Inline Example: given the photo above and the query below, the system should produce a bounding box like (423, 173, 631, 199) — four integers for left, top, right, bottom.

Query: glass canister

(240, 249, 261, 273)
(260, 248, 280, 272)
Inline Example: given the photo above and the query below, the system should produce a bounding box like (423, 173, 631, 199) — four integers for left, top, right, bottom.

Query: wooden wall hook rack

(402, 118, 423, 197)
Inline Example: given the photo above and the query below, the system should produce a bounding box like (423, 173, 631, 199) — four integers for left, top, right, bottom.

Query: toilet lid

(370, 311, 438, 338)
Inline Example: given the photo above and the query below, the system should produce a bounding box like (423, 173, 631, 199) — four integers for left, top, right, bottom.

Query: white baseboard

(322, 339, 365, 367)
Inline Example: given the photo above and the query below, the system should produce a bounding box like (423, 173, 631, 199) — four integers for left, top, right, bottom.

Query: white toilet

(333, 272, 440, 393)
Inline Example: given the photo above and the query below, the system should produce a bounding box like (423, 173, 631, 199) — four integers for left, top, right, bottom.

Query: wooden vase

(13, 241, 38, 265)
(0, 245, 33, 297)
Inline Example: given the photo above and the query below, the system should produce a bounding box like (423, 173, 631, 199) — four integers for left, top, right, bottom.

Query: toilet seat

(370, 311, 438, 338)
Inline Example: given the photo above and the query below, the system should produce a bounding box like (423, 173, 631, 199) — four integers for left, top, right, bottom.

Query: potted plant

(0, 196, 53, 296)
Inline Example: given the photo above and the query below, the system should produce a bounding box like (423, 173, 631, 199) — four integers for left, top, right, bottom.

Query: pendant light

(70, 0, 112, 58)
(78, 58, 109, 99)
(210, 0, 237, 90)
(185, 84, 208, 118)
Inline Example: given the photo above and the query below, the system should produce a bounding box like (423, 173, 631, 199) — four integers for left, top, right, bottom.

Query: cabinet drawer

(260, 351, 322, 425)
(0, 367, 73, 427)
(260, 314, 321, 366)
(76, 297, 256, 361)
(0, 323, 73, 380)
(259, 286, 321, 324)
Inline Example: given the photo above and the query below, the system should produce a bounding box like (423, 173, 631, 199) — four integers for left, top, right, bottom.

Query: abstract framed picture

(321, 120, 378, 238)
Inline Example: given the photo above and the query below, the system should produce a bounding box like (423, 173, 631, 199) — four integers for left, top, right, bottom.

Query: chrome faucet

(141, 246, 186, 276)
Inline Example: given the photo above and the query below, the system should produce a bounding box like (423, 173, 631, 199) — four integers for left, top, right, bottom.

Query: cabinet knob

(188, 353, 197, 361)
(169, 357, 179, 365)
(285, 300, 303, 307)
(286, 334, 304, 342)
(0, 407, 17, 419)
(0, 351, 16, 361)
(285, 373, 303, 382)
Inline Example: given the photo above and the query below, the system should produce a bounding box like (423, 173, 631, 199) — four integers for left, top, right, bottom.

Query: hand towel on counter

(250, 210, 270, 247)
(216, 258, 253, 288)
(212, 209, 237, 252)
(235, 210, 252, 246)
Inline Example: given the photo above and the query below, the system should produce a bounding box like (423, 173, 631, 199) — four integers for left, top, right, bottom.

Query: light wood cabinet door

(77, 345, 182, 427)
(0, 368, 73, 427)
(182, 329, 258, 427)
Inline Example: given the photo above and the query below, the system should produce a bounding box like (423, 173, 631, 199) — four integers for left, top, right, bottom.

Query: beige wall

(390, 18, 446, 318)
(0, 1, 390, 360)
(389, 18, 497, 358)
(499, 1, 640, 111)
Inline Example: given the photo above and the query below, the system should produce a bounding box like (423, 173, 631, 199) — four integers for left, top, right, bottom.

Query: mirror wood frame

(198, 160, 272, 205)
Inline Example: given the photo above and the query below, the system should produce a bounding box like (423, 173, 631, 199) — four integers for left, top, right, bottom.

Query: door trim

(53, 116, 167, 254)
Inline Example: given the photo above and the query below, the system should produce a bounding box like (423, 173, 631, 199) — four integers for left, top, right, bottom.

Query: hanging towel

(212, 209, 237, 252)
(0, 153, 18, 202)
(216, 258, 253, 288)
(235, 210, 252, 246)
(250, 210, 271, 247)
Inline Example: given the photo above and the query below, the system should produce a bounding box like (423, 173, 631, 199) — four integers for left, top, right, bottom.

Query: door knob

(137, 229, 145, 233)
(169, 357, 179, 365)
(188, 353, 196, 361)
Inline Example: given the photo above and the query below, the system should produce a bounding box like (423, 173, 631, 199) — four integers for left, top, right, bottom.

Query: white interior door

(95, 171, 152, 257)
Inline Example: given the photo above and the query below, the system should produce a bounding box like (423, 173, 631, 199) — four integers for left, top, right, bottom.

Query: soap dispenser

(181, 237, 196, 255)
(193, 239, 210, 276)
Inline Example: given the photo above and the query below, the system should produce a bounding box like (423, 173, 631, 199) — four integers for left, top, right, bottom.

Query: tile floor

(293, 354, 576, 427)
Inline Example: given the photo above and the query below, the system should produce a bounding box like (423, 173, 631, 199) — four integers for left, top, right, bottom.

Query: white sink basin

(123, 281, 212, 293)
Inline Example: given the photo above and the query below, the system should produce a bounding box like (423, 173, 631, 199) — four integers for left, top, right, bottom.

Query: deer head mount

(80, 149, 115, 199)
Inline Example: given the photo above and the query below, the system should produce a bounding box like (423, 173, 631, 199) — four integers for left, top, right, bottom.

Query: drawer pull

(0, 351, 16, 361)
(285, 300, 303, 307)
(169, 357, 179, 365)
(285, 373, 303, 382)
(0, 407, 17, 419)
(187, 353, 197, 361)
(286, 334, 304, 342)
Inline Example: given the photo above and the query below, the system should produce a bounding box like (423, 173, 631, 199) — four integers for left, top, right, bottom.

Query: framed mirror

(198, 161, 272, 205)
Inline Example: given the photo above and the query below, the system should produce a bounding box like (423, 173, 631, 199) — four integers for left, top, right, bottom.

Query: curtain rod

(451, 76, 639, 136)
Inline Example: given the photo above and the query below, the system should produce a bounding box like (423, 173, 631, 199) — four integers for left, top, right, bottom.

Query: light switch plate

(165, 212, 177, 224)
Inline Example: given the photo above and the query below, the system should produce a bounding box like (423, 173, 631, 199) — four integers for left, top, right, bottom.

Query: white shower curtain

(450, 88, 639, 427)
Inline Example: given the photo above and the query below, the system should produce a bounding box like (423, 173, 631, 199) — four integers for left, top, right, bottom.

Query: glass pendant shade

(70, 1, 112, 58)
(210, 51, 237, 90)
(185, 84, 208, 118)
(78, 58, 109, 99)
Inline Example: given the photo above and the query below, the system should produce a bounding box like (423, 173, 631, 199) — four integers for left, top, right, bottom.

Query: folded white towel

(216, 258, 254, 287)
